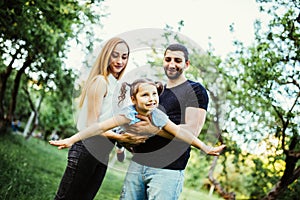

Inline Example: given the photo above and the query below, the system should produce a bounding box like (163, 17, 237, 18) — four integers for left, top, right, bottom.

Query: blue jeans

(54, 140, 111, 200)
(120, 161, 185, 200)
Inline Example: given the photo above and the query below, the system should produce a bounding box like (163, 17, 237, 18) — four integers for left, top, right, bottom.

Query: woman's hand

(49, 138, 74, 150)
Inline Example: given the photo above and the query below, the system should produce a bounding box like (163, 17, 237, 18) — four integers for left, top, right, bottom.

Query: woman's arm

(86, 76, 107, 126)
(49, 76, 108, 149)
(49, 115, 130, 149)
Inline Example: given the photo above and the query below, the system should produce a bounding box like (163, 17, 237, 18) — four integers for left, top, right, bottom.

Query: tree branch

(272, 105, 287, 152)
(22, 87, 36, 112)
(208, 156, 235, 200)
(285, 150, 300, 158)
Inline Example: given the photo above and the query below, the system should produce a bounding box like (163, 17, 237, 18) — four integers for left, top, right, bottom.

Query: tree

(224, 0, 299, 198)
(0, 0, 105, 133)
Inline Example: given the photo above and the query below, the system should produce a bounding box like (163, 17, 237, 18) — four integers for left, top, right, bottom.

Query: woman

(54, 37, 146, 200)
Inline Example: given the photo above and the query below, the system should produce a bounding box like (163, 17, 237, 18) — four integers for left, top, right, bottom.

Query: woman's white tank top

(76, 74, 118, 131)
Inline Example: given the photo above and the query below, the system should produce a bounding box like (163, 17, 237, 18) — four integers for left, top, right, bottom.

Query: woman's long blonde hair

(78, 37, 130, 108)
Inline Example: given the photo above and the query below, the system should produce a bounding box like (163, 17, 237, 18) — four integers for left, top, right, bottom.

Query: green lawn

(0, 133, 221, 200)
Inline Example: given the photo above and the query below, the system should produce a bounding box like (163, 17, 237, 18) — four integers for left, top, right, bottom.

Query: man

(120, 44, 209, 200)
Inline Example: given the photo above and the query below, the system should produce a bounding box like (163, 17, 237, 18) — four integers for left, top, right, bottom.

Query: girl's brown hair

(118, 78, 164, 105)
(79, 37, 129, 108)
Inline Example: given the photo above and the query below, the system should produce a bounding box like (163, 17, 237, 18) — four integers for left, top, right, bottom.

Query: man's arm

(181, 107, 206, 137)
(126, 115, 174, 139)
(128, 107, 206, 139)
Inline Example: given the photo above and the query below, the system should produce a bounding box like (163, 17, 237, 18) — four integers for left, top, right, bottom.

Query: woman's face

(109, 43, 129, 78)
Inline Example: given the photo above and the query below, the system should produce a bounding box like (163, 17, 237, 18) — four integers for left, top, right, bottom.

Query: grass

(0, 133, 222, 200)
(0, 133, 67, 200)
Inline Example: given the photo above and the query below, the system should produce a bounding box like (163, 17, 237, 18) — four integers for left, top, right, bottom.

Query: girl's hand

(205, 144, 226, 156)
(49, 138, 74, 149)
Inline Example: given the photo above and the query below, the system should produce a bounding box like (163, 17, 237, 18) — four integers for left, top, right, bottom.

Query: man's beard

(164, 67, 183, 80)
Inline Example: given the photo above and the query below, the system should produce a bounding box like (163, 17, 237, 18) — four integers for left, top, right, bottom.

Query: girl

(50, 78, 226, 156)
(53, 37, 146, 200)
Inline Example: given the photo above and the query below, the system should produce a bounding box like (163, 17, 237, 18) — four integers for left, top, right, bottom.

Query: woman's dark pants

(54, 141, 110, 200)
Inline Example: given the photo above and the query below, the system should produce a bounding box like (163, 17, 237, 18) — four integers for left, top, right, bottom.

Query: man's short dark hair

(164, 44, 189, 61)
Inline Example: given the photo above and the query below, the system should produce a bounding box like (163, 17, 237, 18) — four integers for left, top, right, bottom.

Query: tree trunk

(23, 93, 43, 139)
(0, 47, 22, 128)
(263, 166, 300, 199)
(208, 156, 236, 200)
(265, 95, 300, 199)
(0, 65, 14, 131)
(25, 114, 38, 140)
(263, 155, 300, 199)
(7, 56, 33, 122)
(0, 68, 13, 132)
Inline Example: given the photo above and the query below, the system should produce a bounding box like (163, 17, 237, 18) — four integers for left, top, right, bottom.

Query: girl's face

(109, 43, 129, 78)
(131, 83, 159, 116)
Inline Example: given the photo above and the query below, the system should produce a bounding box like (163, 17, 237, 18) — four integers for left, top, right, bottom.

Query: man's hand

(118, 132, 149, 145)
(117, 132, 149, 152)
(126, 114, 160, 136)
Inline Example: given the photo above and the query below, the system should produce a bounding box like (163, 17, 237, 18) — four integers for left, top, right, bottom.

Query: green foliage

(247, 158, 280, 198)
(0, 0, 105, 137)
(225, 0, 300, 155)
(184, 149, 214, 190)
(221, 0, 300, 198)
(278, 179, 300, 200)
(38, 91, 78, 139)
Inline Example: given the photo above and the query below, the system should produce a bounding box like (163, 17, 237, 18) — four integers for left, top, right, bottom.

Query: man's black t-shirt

(132, 80, 209, 170)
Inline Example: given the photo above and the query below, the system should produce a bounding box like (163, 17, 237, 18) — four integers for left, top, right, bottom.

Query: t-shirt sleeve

(151, 108, 169, 128)
(118, 105, 141, 125)
(186, 82, 209, 110)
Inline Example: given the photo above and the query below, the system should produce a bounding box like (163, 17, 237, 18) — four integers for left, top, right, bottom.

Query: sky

(99, 0, 267, 56)
(67, 0, 270, 71)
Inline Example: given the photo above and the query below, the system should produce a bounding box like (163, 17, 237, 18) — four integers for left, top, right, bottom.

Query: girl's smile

(131, 83, 159, 116)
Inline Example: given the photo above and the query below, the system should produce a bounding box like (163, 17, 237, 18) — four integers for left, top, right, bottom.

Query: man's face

(163, 50, 188, 80)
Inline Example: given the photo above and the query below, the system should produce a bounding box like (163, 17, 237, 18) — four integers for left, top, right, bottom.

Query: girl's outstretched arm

(49, 115, 130, 149)
(163, 121, 226, 156)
